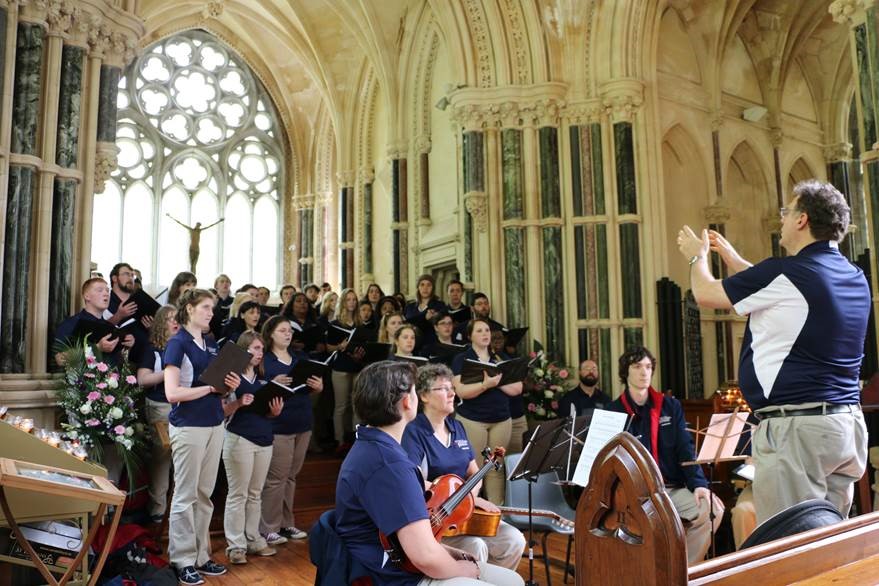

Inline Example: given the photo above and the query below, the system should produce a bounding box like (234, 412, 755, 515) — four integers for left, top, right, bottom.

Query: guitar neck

(496, 506, 574, 528)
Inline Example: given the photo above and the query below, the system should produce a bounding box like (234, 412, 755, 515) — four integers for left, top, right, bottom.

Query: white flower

(110, 407, 123, 419)
(534, 368, 545, 378)
(79, 404, 92, 415)
(107, 377, 118, 389)
(125, 426, 133, 437)
(69, 431, 78, 439)
(544, 390, 554, 399)
(84, 346, 95, 361)
(536, 407, 546, 416)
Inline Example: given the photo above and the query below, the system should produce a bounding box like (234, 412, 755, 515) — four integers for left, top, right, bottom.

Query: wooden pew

(575, 432, 879, 585)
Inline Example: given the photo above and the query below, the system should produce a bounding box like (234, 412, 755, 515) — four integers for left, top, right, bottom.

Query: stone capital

(46, 0, 77, 35)
(387, 142, 408, 160)
(413, 135, 432, 155)
(94, 142, 119, 194)
(335, 170, 356, 187)
(829, 0, 875, 24)
(599, 79, 645, 123)
(823, 142, 853, 162)
(291, 193, 316, 211)
(464, 191, 488, 232)
(561, 100, 603, 125)
(357, 167, 375, 184)
(703, 205, 731, 224)
(769, 126, 784, 148)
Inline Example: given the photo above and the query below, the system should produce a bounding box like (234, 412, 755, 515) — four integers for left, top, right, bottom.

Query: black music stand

(509, 415, 589, 586)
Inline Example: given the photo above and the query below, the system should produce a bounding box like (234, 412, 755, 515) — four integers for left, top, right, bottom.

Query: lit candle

(48, 433, 60, 447)
(73, 448, 87, 461)
(20, 419, 33, 433)
(0, 406, 7, 419)
(9, 415, 21, 428)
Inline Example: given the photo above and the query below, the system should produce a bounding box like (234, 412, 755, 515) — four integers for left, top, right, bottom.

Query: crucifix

(166, 213, 224, 273)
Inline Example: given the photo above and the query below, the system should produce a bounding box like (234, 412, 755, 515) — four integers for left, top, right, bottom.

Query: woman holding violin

(402, 364, 526, 570)
(334, 361, 523, 586)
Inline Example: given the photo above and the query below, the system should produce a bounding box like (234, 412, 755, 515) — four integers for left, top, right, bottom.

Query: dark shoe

(196, 560, 227, 576)
(176, 566, 204, 585)
(279, 526, 307, 540)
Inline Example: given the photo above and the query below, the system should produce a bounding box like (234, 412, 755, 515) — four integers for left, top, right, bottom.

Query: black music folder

(125, 289, 162, 321)
(460, 356, 530, 386)
(503, 327, 529, 348)
(292, 325, 324, 350)
(200, 342, 252, 393)
(427, 342, 467, 365)
(70, 317, 137, 343)
(447, 306, 473, 324)
(287, 353, 336, 387)
(347, 341, 393, 364)
(238, 380, 307, 416)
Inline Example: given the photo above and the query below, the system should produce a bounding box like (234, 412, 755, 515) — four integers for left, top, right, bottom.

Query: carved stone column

(358, 167, 375, 292)
(389, 144, 408, 295)
(336, 170, 355, 289)
(291, 193, 316, 286)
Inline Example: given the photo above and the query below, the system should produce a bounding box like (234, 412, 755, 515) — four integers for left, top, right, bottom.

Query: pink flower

(114, 425, 126, 436)
(96, 383, 107, 390)
(109, 372, 119, 380)
(86, 356, 96, 365)
(558, 369, 568, 379)
(551, 401, 559, 410)
(126, 375, 137, 385)
(103, 395, 115, 405)
(96, 362, 109, 373)
(527, 403, 537, 412)
(86, 418, 100, 427)
(83, 372, 96, 379)
(529, 352, 537, 359)
(86, 391, 101, 401)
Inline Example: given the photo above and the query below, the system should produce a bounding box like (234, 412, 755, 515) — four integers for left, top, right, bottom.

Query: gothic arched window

(92, 29, 284, 292)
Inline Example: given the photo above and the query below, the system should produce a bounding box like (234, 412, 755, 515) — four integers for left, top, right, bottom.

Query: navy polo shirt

(721, 241, 870, 410)
(164, 328, 223, 427)
(335, 426, 429, 586)
(451, 347, 511, 423)
(558, 387, 611, 417)
(263, 350, 313, 434)
(54, 309, 123, 366)
(138, 343, 167, 402)
(328, 320, 363, 373)
(226, 374, 274, 447)
(608, 392, 708, 491)
(402, 413, 474, 481)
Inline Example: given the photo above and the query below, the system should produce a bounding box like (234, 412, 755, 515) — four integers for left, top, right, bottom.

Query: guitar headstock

(481, 447, 507, 470)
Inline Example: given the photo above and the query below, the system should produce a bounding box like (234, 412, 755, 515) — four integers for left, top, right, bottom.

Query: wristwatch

(688, 255, 703, 266)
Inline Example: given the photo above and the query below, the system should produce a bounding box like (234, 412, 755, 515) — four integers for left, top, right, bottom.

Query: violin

(380, 447, 505, 573)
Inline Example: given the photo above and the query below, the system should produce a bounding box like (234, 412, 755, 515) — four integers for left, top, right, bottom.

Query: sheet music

(571, 409, 628, 487)
(696, 412, 748, 461)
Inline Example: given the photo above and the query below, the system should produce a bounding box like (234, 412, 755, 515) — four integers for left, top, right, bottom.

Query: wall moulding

(562, 100, 603, 125)
(823, 142, 853, 162)
(291, 193, 317, 210)
(449, 83, 568, 129)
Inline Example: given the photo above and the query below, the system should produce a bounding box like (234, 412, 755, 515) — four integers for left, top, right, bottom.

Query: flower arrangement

(523, 351, 573, 420)
(55, 341, 146, 480)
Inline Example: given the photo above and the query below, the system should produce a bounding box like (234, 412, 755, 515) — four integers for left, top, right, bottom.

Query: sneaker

(264, 532, 288, 546)
(196, 560, 227, 576)
(251, 546, 277, 557)
(280, 526, 308, 540)
(228, 549, 247, 565)
(176, 566, 204, 586)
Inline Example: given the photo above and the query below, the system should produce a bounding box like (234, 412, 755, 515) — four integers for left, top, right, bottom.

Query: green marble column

(363, 182, 373, 275)
(614, 121, 643, 321)
(570, 124, 605, 216)
(462, 132, 483, 284)
(614, 123, 637, 214)
(0, 8, 8, 123)
(299, 208, 313, 286)
(542, 226, 565, 360)
(1, 168, 36, 372)
(48, 46, 84, 353)
(504, 228, 526, 327)
(339, 185, 353, 288)
(574, 224, 609, 320)
(539, 127, 561, 217)
(1, 23, 44, 372)
(501, 129, 523, 220)
(96, 65, 120, 143)
(391, 158, 407, 294)
(619, 223, 642, 319)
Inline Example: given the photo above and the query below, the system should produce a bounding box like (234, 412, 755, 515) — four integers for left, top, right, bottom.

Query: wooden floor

(198, 530, 575, 585)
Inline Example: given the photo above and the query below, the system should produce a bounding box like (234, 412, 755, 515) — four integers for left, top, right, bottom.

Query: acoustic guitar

(459, 506, 575, 537)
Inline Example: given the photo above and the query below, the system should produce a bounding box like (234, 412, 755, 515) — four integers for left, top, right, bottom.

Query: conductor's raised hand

(677, 225, 709, 260)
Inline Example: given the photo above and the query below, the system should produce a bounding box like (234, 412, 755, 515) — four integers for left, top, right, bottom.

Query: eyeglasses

(429, 386, 453, 393)
(779, 207, 798, 219)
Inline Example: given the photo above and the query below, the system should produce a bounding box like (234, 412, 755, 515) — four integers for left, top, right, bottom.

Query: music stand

(508, 416, 588, 586)
(681, 409, 753, 559)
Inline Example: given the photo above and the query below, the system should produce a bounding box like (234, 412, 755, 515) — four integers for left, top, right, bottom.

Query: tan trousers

(223, 432, 273, 553)
(508, 416, 528, 454)
(332, 371, 358, 444)
(442, 521, 525, 570)
(168, 423, 224, 568)
(456, 415, 512, 505)
(145, 399, 172, 518)
(752, 404, 867, 524)
(417, 561, 524, 586)
(667, 487, 724, 565)
(260, 431, 311, 534)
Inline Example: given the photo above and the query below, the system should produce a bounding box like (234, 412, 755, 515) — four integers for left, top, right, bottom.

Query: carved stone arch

(726, 140, 773, 260)
(589, 0, 664, 85)
(661, 123, 711, 286)
(826, 55, 856, 149)
(355, 67, 378, 173)
(430, 0, 494, 88)
(785, 156, 817, 197)
(656, 5, 706, 87)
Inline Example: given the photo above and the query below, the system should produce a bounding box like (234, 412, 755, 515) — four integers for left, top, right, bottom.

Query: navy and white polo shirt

(263, 350, 313, 435)
(164, 328, 223, 427)
(226, 374, 274, 447)
(402, 413, 474, 481)
(721, 241, 870, 410)
(335, 426, 429, 586)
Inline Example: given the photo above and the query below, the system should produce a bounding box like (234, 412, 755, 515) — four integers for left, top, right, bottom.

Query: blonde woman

(377, 311, 404, 344)
(326, 288, 362, 452)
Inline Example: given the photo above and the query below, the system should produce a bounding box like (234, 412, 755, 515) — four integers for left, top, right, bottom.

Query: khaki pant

(456, 415, 512, 505)
(260, 431, 311, 534)
(223, 431, 273, 553)
(442, 521, 525, 570)
(145, 399, 173, 518)
(752, 404, 867, 524)
(417, 561, 524, 586)
(332, 371, 358, 444)
(168, 423, 224, 568)
(667, 487, 724, 565)
(507, 416, 528, 454)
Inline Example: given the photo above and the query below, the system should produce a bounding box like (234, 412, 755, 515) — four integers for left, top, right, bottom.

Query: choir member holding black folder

(326, 288, 365, 451)
(259, 315, 324, 545)
(282, 292, 323, 352)
(221, 332, 282, 563)
(54, 277, 135, 366)
(403, 274, 447, 348)
(164, 289, 241, 583)
(421, 312, 466, 366)
(445, 279, 472, 324)
(390, 324, 426, 364)
(451, 318, 524, 505)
